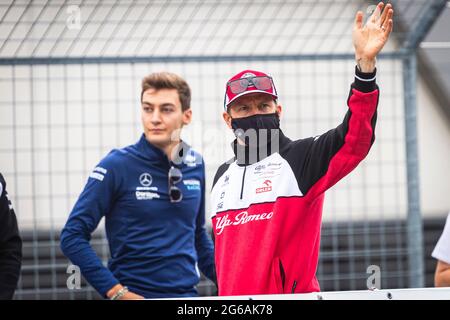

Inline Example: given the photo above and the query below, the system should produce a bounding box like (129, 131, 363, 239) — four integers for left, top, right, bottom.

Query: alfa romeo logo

(139, 173, 152, 187)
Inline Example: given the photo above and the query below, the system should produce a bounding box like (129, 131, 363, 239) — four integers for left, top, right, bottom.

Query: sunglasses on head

(227, 76, 275, 95)
(168, 166, 183, 203)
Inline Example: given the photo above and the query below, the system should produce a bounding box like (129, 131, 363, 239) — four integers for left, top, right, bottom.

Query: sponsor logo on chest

(221, 175, 230, 188)
(183, 179, 201, 190)
(256, 179, 272, 194)
(215, 210, 274, 235)
(135, 172, 159, 200)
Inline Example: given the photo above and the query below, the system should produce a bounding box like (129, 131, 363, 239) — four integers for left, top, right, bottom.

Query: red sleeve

(307, 88, 378, 199)
(293, 67, 379, 199)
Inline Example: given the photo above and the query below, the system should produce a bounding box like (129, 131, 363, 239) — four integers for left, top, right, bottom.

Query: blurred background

(0, 0, 449, 299)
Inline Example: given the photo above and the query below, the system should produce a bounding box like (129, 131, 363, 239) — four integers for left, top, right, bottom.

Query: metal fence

(0, 0, 447, 299)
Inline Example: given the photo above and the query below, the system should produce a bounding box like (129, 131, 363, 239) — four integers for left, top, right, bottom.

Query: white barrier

(177, 288, 450, 300)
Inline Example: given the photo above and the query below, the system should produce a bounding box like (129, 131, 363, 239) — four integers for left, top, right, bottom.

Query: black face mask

(231, 112, 280, 148)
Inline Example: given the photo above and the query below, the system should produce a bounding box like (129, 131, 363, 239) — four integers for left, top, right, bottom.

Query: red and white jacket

(211, 67, 379, 296)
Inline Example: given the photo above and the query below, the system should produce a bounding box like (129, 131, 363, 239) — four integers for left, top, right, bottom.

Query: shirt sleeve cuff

(353, 65, 377, 93)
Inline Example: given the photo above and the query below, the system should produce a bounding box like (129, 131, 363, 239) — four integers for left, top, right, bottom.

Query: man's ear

(222, 111, 233, 129)
(182, 108, 192, 125)
(276, 104, 282, 120)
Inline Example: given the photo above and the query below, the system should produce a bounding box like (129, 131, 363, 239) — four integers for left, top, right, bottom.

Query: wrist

(110, 286, 129, 300)
(107, 284, 123, 299)
(356, 57, 376, 73)
(356, 56, 376, 73)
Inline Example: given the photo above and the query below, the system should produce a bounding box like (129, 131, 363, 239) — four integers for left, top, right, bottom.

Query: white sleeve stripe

(94, 166, 108, 174)
(355, 74, 376, 82)
(89, 172, 105, 181)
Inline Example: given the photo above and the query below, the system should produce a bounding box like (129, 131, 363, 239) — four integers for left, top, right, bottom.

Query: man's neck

(146, 138, 180, 161)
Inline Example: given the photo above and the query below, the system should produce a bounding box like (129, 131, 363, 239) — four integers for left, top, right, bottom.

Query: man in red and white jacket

(211, 3, 394, 296)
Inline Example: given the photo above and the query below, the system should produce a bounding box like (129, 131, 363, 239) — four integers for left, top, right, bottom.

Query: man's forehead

(143, 87, 177, 97)
(232, 93, 274, 105)
(142, 88, 180, 103)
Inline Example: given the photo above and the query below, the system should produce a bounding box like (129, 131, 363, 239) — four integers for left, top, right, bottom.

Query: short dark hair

(141, 72, 191, 111)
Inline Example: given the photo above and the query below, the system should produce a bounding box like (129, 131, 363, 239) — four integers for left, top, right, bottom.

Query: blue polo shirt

(60, 134, 215, 298)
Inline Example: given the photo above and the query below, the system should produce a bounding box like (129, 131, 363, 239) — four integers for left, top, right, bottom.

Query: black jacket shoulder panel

(212, 159, 233, 190)
(280, 110, 351, 196)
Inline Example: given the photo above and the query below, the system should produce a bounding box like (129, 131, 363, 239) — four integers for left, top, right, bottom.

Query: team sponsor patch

(254, 164, 266, 172)
(135, 191, 160, 200)
(221, 175, 230, 187)
(89, 172, 104, 181)
(184, 154, 198, 167)
(215, 210, 274, 235)
(135, 172, 158, 199)
(183, 179, 201, 190)
(255, 179, 272, 194)
(139, 173, 153, 187)
(90, 167, 108, 181)
(93, 167, 107, 174)
(267, 162, 282, 168)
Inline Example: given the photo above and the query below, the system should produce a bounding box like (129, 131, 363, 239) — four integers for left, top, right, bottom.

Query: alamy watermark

(66, 5, 81, 30)
(366, 265, 381, 290)
(66, 264, 81, 290)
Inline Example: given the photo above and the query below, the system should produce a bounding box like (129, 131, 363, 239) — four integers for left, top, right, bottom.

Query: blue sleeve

(60, 152, 121, 298)
(195, 160, 216, 283)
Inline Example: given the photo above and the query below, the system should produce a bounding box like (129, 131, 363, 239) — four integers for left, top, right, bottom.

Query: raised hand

(353, 2, 394, 72)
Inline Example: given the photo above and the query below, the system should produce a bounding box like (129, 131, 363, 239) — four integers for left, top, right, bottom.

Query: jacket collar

(136, 133, 193, 168)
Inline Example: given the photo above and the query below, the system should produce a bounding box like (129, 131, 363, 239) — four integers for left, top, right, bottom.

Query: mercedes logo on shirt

(139, 173, 153, 187)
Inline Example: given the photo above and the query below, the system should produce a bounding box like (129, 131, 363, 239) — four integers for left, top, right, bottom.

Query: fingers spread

(371, 2, 384, 22)
(380, 3, 392, 26)
(386, 18, 393, 35)
(382, 8, 394, 31)
(354, 11, 363, 29)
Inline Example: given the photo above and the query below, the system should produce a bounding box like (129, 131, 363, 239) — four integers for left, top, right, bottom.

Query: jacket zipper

(279, 260, 286, 292)
(291, 280, 297, 293)
(239, 166, 247, 200)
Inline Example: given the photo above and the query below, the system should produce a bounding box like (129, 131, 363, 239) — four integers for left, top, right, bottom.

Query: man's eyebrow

(160, 103, 176, 108)
(141, 102, 176, 108)
(232, 102, 249, 108)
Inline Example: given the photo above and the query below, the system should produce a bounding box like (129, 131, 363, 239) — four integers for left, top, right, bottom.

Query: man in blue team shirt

(61, 72, 215, 300)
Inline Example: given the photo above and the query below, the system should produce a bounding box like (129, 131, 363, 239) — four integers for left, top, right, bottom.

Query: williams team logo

(183, 179, 201, 190)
